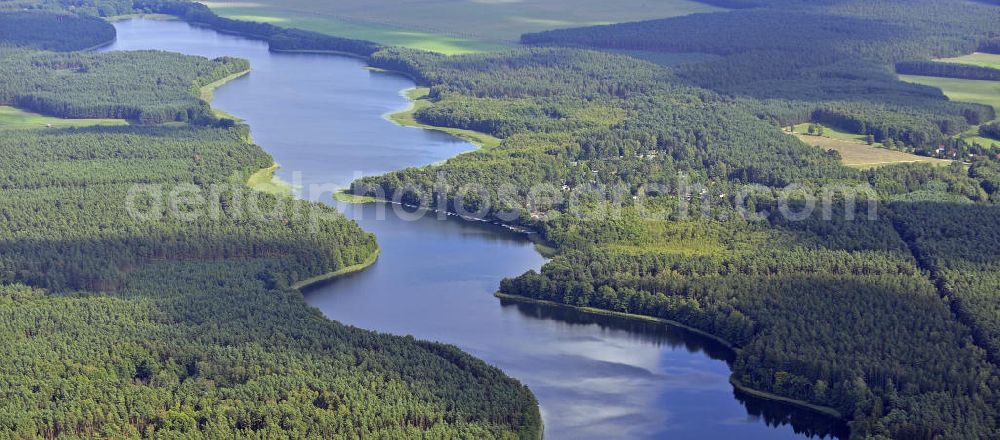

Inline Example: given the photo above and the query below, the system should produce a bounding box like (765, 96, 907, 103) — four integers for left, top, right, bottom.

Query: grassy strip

(387, 87, 502, 149)
(291, 247, 381, 290)
(199, 68, 251, 120)
(495, 292, 845, 421)
(246, 163, 293, 195)
(0, 106, 126, 130)
(333, 190, 380, 203)
(936, 52, 1000, 70)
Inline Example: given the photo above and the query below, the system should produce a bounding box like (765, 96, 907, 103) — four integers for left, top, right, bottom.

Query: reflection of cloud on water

(547, 399, 674, 439)
(720, 415, 763, 426)
(506, 344, 729, 439)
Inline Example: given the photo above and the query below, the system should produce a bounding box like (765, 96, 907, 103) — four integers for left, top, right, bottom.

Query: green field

(899, 73, 1000, 147)
(0, 106, 126, 129)
(899, 74, 1000, 113)
(937, 52, 1000, 70)
(203, 0, 724, 54)
(792, 122, 876, 143)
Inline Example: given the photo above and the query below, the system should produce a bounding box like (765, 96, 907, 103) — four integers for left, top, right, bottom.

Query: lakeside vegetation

(387, 87, 502, 149)
(0, 11, 542, 438)
(245, 163, 293, 195)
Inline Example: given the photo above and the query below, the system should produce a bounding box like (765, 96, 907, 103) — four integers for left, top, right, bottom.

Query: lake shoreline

(495, 292, 847, 423)
(384, 86, 502, 149)
(292, 247, 381, 291)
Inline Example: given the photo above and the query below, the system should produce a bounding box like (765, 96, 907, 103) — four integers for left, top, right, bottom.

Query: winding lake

(105, 18, 846, 439)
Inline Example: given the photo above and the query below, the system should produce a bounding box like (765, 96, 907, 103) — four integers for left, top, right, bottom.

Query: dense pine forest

(0, 11, 114, 51)
(0, 49, 249, 124)
(4, 0, 1000, 438)
(0, 10, 541, 439)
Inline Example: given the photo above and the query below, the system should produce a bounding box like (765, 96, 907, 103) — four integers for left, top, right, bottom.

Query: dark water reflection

(107, 18, 846, 440)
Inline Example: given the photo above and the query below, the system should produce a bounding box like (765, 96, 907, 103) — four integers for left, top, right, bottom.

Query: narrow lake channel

(104, 18, 846, 439)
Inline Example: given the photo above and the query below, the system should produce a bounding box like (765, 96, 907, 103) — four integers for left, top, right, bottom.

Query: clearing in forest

(790, 126, 950, 169)
(0, 106, 126, 130)
(936, 52, 1000, 70)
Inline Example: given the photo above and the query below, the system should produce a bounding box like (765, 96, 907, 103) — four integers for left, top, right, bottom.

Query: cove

(104, 18, 846, 440)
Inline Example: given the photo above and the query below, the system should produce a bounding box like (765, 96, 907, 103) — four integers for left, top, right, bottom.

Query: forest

(341, 0, 1000, 437)
(521, 0, 1000, 154)
(982, 122, 1000, 141)
(0, 11, 115, 51)
(0, 48, 248, 124)
(4, 0, 1000, 438)
(0, 17, 541, 439)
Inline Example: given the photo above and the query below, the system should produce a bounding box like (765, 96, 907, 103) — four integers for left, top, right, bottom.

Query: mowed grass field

(0, 106, 126, 130)
(790, 126, 950, 169)
(203, 0, 724, 54)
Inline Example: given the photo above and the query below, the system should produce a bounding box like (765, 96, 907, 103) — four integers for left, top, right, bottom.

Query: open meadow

(203, 0, 724, 54)
(898, 74, 1000, 113)
(790, 126, 950, 169)
(0, 106, 126, 130)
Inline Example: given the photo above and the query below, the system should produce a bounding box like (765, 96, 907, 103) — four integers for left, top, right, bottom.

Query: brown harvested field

(792, 133, 951, 169)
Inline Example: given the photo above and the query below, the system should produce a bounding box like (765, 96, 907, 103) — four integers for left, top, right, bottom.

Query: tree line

(896, 60, 1000, 81)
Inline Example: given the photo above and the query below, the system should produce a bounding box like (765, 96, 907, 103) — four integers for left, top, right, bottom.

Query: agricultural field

(791, 129, 950, 169)
(898, 74, 1000, 113)
(899, 73, 1000, 148)
(937, 52, 1000, 70)
(0, 106, 126, 130)
(203, 0, 724, 54)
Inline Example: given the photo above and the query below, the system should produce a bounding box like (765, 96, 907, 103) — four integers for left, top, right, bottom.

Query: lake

(104, 18, 845, 440)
